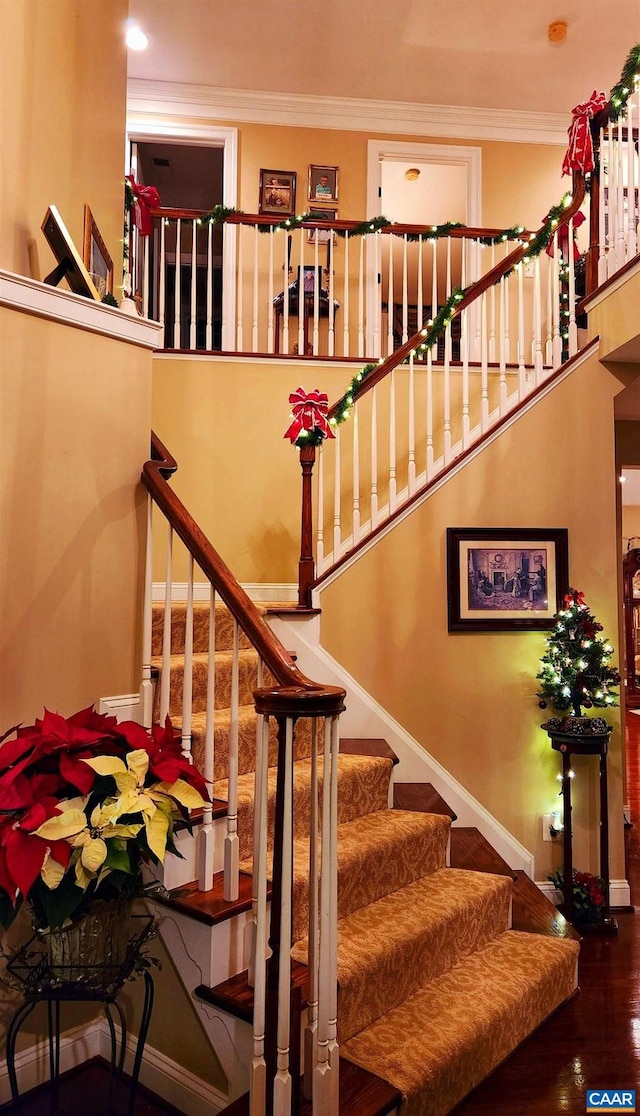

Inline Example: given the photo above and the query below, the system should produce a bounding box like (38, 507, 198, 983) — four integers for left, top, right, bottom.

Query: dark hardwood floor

(6, 720, 640, 1115)
(0, 1055, 185, 1115)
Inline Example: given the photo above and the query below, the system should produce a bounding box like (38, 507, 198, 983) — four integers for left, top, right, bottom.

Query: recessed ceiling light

(126, 21, 148, 51)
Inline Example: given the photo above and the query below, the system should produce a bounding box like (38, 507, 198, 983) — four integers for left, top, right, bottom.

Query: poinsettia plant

(0, 707, 209, 931)
(548, 868, 606, 925)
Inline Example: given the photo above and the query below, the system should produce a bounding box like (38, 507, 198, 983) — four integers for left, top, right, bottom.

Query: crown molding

(127, 79, 568, 146)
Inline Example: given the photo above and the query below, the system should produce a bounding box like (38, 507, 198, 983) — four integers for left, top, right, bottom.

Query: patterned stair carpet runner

(152, 603, 579, 1116)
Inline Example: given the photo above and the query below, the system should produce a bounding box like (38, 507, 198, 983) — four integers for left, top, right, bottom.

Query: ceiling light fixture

(405, 168, 420, 181)
(548, 20, 568, 44)
(126, 21, 149, 51)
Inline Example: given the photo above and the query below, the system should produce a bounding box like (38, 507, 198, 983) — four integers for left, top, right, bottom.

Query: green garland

(609, 43, 640, 121)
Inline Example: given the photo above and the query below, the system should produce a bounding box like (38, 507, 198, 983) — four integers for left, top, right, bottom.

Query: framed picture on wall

(307, 207, 338, 245)
(446, 527, 569, 632)
(259, 169, 297, 216)
(308, 165, 339, 204)
(41, 205, 100, 301)
(83, 206, 114, 297)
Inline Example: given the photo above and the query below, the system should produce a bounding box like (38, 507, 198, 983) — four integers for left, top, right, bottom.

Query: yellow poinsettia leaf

(145, 809, 170, 861)
(41, 854, 66, 891)
(35, 809, 87, 841)
(83, 756, 127, 777)
(112, 787, 141, 817)
(80, 837, 108, 873)
(127, 749, 150, 785)
(104, 823, 143, 840)
(158, 779, 207, 811)
(75, 859, 93, 891)
(113, 770, 137, 795)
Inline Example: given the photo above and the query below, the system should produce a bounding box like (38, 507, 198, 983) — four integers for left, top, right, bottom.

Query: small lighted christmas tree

(536, 588, 620, 720)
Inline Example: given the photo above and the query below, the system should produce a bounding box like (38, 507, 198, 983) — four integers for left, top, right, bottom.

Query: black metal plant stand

(4, 913, 157, 1115)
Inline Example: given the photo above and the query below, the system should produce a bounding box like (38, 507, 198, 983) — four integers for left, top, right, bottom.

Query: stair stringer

(268, 612, 535, 876)
(146, 899, 254, 1105)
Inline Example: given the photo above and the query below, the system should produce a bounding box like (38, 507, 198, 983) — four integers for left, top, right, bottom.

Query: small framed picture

(307, 207, 338, 245)
(446, 527, 569, 632)
(41, 205, 100, 301)
(82, 206, 114, 298)
(297, 264, 323, 295)
(308, 165, 339, 204)
(259, 169, 297, 216)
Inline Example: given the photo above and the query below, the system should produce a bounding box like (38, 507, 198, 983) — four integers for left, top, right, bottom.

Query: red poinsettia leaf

(0, 848, 17, 904)
(4, 829, 48, 898)
(36, 709, 72, 742)
(0, 770, 36, 810)
(19, 797, 62, 831)
(59, 750, 96, 794)
(0, 723, 23, 748)
(118, 719, 154, 752)
(0, 733, 38, 772)
(26, 772, 65, 800)
(48, 839, 72, 869)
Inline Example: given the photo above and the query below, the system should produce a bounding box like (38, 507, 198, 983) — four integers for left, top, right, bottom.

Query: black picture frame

(259, 169, 297, 216)
(41, 205, 100, 300)
(297, 264, 323, 295)
(83, 205, 114, 297)
(446, 527, 569, 632)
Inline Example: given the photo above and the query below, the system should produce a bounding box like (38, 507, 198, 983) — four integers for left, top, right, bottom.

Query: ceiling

(127, 0, 638, 115)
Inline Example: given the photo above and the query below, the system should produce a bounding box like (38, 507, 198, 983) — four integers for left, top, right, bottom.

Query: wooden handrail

(143, 432, 344, 701)
(326, 172, 586, 421)
(150, 205, 532, 241)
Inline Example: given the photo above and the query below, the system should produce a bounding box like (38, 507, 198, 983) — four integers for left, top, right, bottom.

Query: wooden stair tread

(393, 782, 457, 820)
(339, 738, 399, 764)
(220, 1057, 401, 1115)
(153, 870, 269, 926)
(511, 869, 581, 941)
(195, 960, 310, 1023)
(449, 827, 517, 880)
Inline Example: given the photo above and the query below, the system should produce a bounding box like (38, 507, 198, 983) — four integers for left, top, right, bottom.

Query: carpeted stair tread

(340, 929, 579, 1116)
(152, 601, 269, 655)
(293, 868, 513, 1043)
(151, 649, 262, 716)
(288, 809, 451, 944)
(215, 753, 393, 860)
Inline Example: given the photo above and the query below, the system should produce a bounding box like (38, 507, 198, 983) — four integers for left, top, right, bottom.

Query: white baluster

(317, 443, 325, 571)
(408, 351, 416, 494)
(236, 223, 244, 352)
(480, 291, 489, 430)
(189, 219, 197, 350)
(358, 237, 365, 358)
(283, 233, 290, 356)
(617, 116, 626, 267)
(298, 227, 306, 358)
(249, 712, 270, 1116)
(499, 276, 508, 414)
(545, 250, 554, 367)
(517, 262, 526, 397)
(343, 232, 350, 357)
(551, 230, 562, 367)
(609, 126, 619, 275)
(352, 404, 360, 544)
(140, 495, 154, 728)
(273, 716, 294, 1116)
(303, 720, 320, 1101)
(312, 234, 320, 356)
(443, 325, 452, 463)
(370, 386, 379, 528)
(488, 243, 496, 362)
(159, 526, 173, 723)
(206, 223, 213, 351)
(245, 655, 264, 985)
(223, 619, 240, 902)
(567, 217, 578, 356)
(430, 238, 438, 350)
(462, 305, 471, 446)
(143, 236, 150, 319)
(445, 237, 452, 369)
(181, 554, 194, 761)
(533, 255, 543, 382)
(333, 431, 341, 559)
(417, 236, 424, 332)
(426, 349, 434, 480)
(313, 716, 339, 1115)
(389, 369, 397, 512)
(387, 234, 394, 357)
(252, 225, 259, 353)
(268, 227, 275, 353)
(199, 585, 216, 893)
(173, 217, 181, 349)
(328, 234, 335, 357)
(159, 218, 166, 340)
(599, 127, 608, 284)
(627, 100, 637, 259)
(502, 242, 511, 367)
(401, 235, 409, 344)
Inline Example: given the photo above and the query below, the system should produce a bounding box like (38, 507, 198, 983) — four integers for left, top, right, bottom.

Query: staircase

(149, 600, 579, 1116)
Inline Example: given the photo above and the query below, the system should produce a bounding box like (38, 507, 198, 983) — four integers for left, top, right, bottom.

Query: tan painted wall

(319, 351, 626, 881)
(0, 306, 151, 726)
(0, 0, 127, 287)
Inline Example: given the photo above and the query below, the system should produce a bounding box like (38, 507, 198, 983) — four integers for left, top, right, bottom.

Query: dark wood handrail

(143, 432, 344, 702)
(326, 172, 586, 421)
(149, 205, 532, 241)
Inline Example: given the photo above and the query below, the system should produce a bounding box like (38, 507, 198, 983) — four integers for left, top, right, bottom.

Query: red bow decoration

(126, 175, 161, 237)
(545, 210, 585, 261)
(284, 387, 335, 443)
(564, 590, 586, 608)
(562, 91, 607, 177)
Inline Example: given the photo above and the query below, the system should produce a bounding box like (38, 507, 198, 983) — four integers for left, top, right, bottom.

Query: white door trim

(365, 140, 482, 354)
(125, 119, 239, 351)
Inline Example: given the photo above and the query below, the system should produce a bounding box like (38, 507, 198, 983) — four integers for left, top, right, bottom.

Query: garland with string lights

(536, 589, 620, 729)
(608, 42, 640, 121)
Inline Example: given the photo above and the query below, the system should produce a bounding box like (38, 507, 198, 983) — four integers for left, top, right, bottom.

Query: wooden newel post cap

(298, 443, 317, 465)
(253, 684, 346, 719)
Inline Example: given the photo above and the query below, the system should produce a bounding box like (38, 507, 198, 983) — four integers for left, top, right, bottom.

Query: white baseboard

(0, 1017, 227, 1115)
(152, 581, 297, 603)
(98, 693, 144, 722)
(537, 878, 632, 908)
(269, 613, 535, 875)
